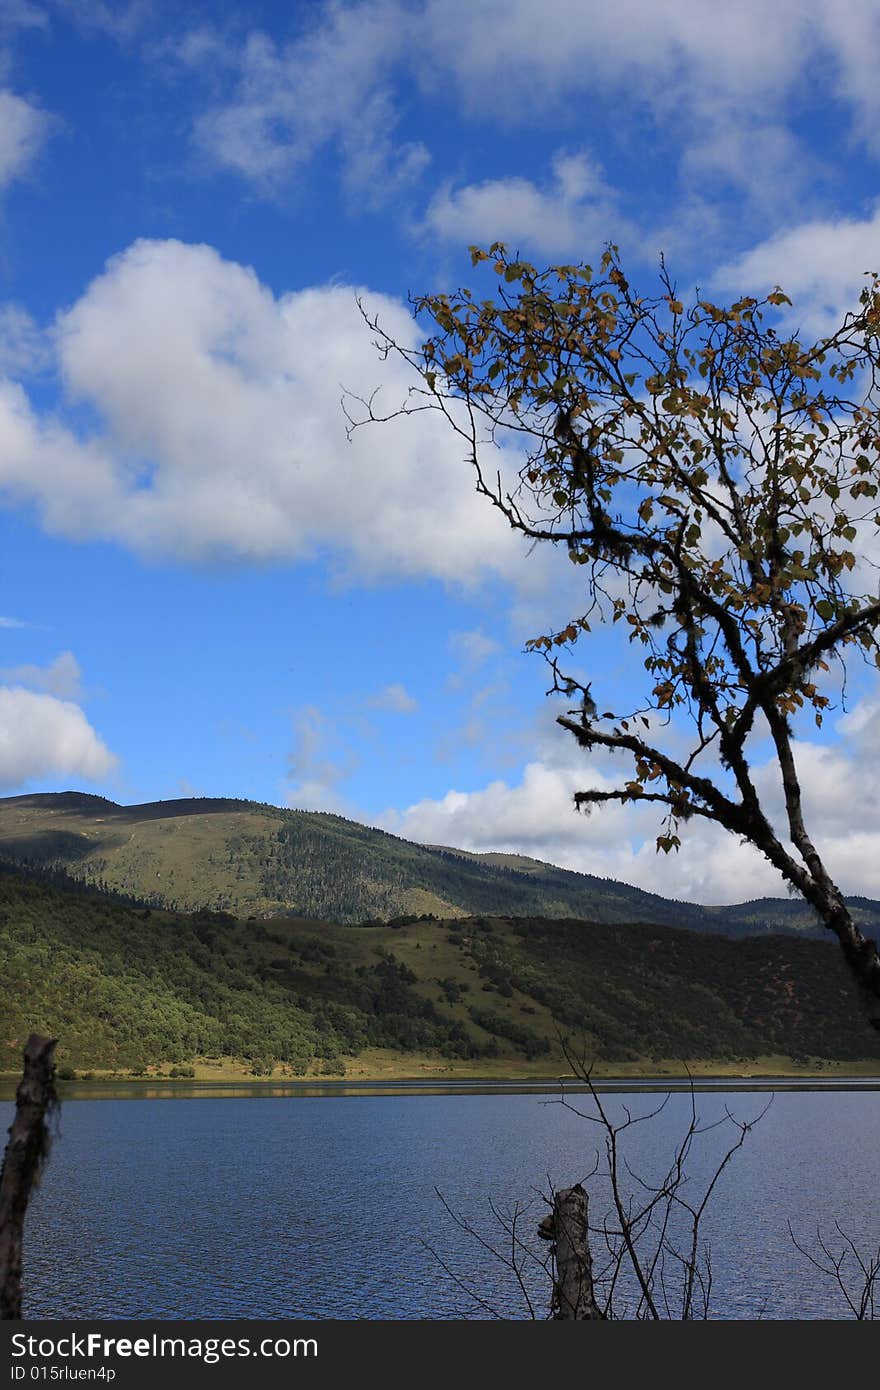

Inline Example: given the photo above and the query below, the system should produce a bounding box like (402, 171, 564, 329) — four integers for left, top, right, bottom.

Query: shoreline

(3, 1077, 880, 1101)
(4, 1053, 880, 1082)
(2, 1052, 879, 1099)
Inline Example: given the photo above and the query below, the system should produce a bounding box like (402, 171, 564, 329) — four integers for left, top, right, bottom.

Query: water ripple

(7, 1092, 879, 1320)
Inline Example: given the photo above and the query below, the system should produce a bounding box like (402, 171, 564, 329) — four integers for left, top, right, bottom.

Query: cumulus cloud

(0, 237, 549, 588)
(714, 204, 880, 337)
(0, 88, 49, 188)
(390, 758, 615, 850)
(0, 686, 117, 789)
(0, 650, 82, 698)
(381, 752, 783, 904)
(367, 682, 418, 713)
(381, 699, 880, 905)
(423, 151, 628, 260)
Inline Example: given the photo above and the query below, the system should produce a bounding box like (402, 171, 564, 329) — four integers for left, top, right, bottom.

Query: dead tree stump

(0, 1034, 58, 1320)
(538, 1183, 603, 1320)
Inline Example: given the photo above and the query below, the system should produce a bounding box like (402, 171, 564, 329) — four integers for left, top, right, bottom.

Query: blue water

(6, 1091, 879, 1320)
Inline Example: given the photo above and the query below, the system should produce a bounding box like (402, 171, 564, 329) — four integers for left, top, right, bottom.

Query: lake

(6, 1089, 879, 1320)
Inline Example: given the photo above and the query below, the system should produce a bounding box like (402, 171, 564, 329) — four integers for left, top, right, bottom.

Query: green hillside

(2, 868, 878, 1075)
(1, 790, 877, 939)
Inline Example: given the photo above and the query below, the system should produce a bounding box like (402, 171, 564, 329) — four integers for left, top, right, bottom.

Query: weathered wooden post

(0, 1034, 58, 1320)
(538, 1183, 603, 1320)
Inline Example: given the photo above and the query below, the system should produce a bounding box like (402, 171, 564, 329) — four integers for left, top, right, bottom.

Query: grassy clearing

(5, 1051, 877, 1087)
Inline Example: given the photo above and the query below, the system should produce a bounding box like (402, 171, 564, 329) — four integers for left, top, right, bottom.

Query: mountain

(0, 790, 878, 940)
(2, 867, 879, 1074)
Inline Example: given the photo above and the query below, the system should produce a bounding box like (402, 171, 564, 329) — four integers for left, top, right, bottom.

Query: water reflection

(3, 1075, 879, 1102)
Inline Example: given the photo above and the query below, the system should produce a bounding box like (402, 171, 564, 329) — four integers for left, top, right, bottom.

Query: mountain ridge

(0, 789, 877, 939)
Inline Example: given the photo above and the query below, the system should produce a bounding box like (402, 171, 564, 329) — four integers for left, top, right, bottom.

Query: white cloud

(389, 758, 615, 850)
(419, 0, 880, 154)
(383, 758, 784, 903)
(714, 205, 880, 337)
(381, 697, 880, 905)
(449, 629, 502, 668)
(0, 650, 81, 698)
(680, 118, 809, 211)
(53, 0, 151, 43)
(367, 682, 418, 713)
(0, 237, 546, 588)
(169, 26, 236, 72)
(0, 304, 49, 376)
(167, 1, 880, 227)
(416, 0, 866, 206)
(423, 150, 627, 259)
(0, 686, 117, 789)
(420, 0, 811, 108)
(0, 2, 46, 35)
(188, 8, 428, 201)
(837, 698, 880, 756)
(816, 0, 880, 156)
(0, 89, 49, 188)
(0, 615, 30, 629)
(284, 704, 357, 813)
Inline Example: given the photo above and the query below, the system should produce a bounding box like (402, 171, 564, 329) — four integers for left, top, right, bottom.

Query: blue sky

(2, 0, 880, 904)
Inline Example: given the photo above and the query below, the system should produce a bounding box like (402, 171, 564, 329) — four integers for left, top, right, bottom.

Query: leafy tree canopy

(351, 243, 880, 1023)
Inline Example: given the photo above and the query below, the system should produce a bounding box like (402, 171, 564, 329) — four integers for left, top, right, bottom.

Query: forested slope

(3, 869, 878, 1074)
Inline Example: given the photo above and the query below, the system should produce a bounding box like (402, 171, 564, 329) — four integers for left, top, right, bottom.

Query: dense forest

(2, 868, 879, 1074)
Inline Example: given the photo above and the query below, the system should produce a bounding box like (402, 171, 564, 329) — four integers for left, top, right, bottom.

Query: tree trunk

(786, 864, 880, 1030)
(821, 899, 880, 1029)
(0, 1034, 58, 1320)
(538, 1184, 603, 1320)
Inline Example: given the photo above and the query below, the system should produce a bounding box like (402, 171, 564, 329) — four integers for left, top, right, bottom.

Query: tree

(433, 1061, 878, 1319)
(431, 1060, 768, 1320)
(0, 1034, 58, 1319)
(349, 243, 880, 1027)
